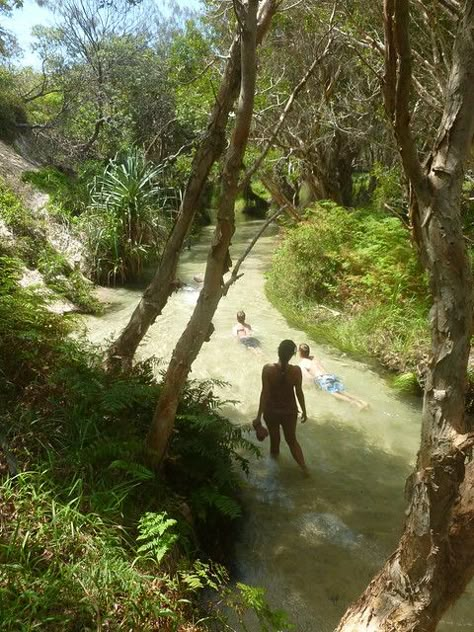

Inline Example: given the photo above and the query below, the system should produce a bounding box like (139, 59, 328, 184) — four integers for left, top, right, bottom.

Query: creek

(84, 219, 473, 631)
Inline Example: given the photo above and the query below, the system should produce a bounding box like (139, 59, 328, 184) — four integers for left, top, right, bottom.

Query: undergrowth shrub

(22, 162, 102, 218)
(0, 262, 280, 630)
(80, 149, 174, 285)
(267, 201, 430, 372)
(0, 68, 27, 143)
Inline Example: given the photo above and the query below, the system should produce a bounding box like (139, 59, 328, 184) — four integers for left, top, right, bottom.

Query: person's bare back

(262, 363, 300, 416)
(253, 340, 308, 473)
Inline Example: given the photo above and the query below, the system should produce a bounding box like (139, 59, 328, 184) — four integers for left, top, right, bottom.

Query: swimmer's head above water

(299, 343, 311, 358)
(237, 310, 246, 324)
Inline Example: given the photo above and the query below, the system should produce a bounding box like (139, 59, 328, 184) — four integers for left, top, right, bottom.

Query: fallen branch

(222, 206, 285, 295)
(260, 174, 302, 221)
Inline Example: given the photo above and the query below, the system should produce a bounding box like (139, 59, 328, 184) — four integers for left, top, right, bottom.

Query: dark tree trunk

(242, 181, 269, 217)
(105, 0, 276, 370)
(146, 0, 260, 466)
(337, 2, 474, 629)
(338, 152, 353, 207)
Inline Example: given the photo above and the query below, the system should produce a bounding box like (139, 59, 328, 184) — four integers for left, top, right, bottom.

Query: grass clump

(267, 201, 430, 373)
(0, 258, 285, 630)
(22, 162, 102, 218)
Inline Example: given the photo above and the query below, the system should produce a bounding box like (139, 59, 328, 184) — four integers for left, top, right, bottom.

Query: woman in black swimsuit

(253, 340, 308, 471)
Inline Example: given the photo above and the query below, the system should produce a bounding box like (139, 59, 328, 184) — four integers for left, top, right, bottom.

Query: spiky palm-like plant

(83, 149, 175, 285)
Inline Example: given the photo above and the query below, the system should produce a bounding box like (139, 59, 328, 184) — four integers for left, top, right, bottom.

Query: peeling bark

(337, 2, 474, 630)
(146, 0, 259, 466)
(105, 0, 276, 371)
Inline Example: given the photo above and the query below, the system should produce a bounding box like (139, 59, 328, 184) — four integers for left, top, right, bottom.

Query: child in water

(298, 343, 368, 410)
(232, 310, 262, 354)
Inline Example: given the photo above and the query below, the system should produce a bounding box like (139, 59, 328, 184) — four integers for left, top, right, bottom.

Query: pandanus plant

(83, 149, 176, 285)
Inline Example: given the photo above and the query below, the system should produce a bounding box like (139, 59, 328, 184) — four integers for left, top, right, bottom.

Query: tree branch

(383, 0, 427, 198)
(222, 206, 285, 295)
(239, 8, 336, 191)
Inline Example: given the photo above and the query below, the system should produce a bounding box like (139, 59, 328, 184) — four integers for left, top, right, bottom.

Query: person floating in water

(232, 310, 261, 353)
(298, 343, 368, 410)
(253, 340, 308, 473)
(180, 274, 204, 306)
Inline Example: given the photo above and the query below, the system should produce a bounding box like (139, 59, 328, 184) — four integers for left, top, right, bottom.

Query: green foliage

(391, 372, 421, 394)
(169, 20, 218, 134)
(0, 263, 278, 629)
(80, 149, 173, 284)
(0, 472, 186, 631)
(226, 583, 294, 632)
(271, 202, 356, 303)
(136, 512, 179, 563)
(267, 202, 430, 373)
(22, 163, 102, 217)
(171, 380, 259, 530)
(0, 178, 100, 312)
(0, 68, 26, 142)
(371, 163, 405, 214)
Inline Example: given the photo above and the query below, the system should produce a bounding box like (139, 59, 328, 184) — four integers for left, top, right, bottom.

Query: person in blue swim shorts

(298, 343, 368, 409)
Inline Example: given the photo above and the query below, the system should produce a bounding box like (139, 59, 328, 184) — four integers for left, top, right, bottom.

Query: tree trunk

(146, 0, 259, 466)
(337, 2, 474, 629)
(105, 0, 276, 371)
(337, 151, 353, 207)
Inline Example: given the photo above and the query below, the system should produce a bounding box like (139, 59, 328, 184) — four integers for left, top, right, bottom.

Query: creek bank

(265, 201, 433, 395)
(0, 256, 272, 630)
(0, 140, 99, 314)
(266, 201, 474, 408)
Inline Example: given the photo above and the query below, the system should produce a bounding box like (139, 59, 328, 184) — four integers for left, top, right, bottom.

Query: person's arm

(253, 366, 268, 426)
(294, 366, 307, 422)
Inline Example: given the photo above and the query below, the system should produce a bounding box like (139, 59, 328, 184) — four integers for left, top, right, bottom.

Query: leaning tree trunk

(337, 2, 474, 630)
(146, 0, 259, 466)
(106, 0, 276, 371)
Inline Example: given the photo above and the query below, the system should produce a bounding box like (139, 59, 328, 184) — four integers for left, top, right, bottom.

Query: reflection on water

(84, 220, 473, 631)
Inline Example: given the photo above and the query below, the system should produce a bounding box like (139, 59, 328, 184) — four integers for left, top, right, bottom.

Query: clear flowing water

(84, 220, 473, 631)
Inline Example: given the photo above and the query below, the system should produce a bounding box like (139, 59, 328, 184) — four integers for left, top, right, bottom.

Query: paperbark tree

(337, 1, 474, 630)
(146, 0, 259, 466)
(106, 0, 276, 371)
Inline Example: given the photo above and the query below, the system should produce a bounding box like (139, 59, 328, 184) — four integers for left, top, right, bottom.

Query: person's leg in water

(316, 375, 368, 410)
(241, 337, 263, 356)
(264, 414, 281, 458)
(281, 413, 307, 472)
(332, 391, 369, 410)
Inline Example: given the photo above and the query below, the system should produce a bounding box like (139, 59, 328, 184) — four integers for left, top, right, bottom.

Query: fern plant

(136, 512, 179, 564)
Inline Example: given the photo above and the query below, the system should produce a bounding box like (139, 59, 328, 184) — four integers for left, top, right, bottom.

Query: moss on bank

(266, 201, 431, 391)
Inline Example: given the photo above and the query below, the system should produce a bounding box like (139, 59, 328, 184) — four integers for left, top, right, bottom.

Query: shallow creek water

(84, 220, 473, 631)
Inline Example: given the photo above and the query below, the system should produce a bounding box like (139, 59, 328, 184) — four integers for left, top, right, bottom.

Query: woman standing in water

(253, 340, 308, 472)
